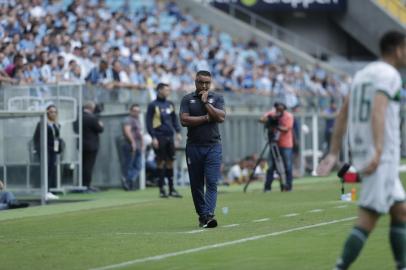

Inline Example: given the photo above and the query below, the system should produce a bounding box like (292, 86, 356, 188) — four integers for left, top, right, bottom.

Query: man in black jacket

(33, 104, 62, 200)
(146, 83, 182, 198)
(82, 101, 104, 191)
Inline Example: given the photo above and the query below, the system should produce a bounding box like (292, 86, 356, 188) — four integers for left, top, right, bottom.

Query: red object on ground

(343, 172, 359, 183)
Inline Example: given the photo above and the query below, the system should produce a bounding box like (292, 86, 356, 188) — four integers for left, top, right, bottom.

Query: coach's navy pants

(186, 144, 222, 218)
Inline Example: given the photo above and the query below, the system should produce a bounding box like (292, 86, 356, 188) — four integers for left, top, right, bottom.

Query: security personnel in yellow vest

(146, 83, 182, 198)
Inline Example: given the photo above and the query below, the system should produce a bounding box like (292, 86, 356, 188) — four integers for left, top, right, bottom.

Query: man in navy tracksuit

(179, 70, 226, 228)
(146, 83, 183, 198)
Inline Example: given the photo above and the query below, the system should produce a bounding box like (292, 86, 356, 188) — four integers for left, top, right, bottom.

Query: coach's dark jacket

(82, 111, 104, 152)
(33, 121, 62, 153)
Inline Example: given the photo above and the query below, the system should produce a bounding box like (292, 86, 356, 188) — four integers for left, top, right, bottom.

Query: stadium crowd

(0, 0, 352, 108)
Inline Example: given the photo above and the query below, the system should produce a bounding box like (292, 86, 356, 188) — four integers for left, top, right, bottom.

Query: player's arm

(145, 103, 156, 138)
(180, 112, 210, 127)
(316, 95, 349, 176)
(123, 124, 136, 151)
(362, 92, 388, 175)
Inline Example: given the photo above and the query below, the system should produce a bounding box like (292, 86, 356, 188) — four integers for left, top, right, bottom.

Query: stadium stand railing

(221, 3, 342, 62)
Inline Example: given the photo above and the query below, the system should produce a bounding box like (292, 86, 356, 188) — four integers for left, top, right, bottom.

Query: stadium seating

(0, 0, 350, 110)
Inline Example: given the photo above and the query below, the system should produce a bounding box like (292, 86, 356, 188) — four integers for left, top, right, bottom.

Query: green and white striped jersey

(348, 61, 401, 171)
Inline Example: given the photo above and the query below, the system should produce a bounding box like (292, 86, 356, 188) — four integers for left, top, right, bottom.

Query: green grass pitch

(1, 173, 405, 270)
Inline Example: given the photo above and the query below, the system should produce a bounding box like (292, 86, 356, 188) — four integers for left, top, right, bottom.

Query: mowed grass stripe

(89, 216, 356, 270)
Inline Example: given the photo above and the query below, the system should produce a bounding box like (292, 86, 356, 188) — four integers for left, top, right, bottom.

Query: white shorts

(358, 162, 406, 214)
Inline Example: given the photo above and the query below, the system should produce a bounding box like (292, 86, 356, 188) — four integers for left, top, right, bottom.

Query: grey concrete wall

(277, 15, 347, 55)
(332, 0, 405, 56)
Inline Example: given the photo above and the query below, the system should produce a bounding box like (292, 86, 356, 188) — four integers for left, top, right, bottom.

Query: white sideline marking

(117, 231, 205, 235)
(252, 218, 270, 223)
(308, 209, 324, 213)
(89, 216, 356, 270)
(283, 213, 299, 217)
(222, 224, 240, 228)
(335, 205, 348, 209)
(184, 229, 204, 234)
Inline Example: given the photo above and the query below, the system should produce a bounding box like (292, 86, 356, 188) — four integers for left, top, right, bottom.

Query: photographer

(259, 102, 294, 192)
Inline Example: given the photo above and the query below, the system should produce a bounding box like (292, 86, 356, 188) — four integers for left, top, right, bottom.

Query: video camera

(265, 114, 281, 142)
(94, 102, 104, 115)
(265, 115, 281, 129)
(264, 101, 286, 142)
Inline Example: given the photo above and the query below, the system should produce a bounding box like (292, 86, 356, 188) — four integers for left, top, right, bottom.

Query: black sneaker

(169, 189, 182, 198)
(198, 216, 207, 227)
(203, 215, 218, 228)
(121, 177, 130, 191)
(8, 201, 29, 209)
(159, 188, 168, 198)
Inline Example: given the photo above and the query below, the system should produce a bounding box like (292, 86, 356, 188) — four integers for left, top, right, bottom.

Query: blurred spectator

(0, 180, 29, 210)
(291, 104, 303, 177)
(323, 99, 337, 155)
(253, 158, 268, 181)
(143, 133, 158, 187)
(0, 0, 348, 104)
(121, 103, 143, 190)
(4, 53, 24, 78)
(226, 159, 249, 185)
(85, 59, 112, 87)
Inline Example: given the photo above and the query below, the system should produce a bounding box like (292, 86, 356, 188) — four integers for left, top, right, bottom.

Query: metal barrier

(0, 111, 48, 204)
(0, 83, 83, 194)
(1, 82, 404, 192)
(83, 84, 340, 113)
(92, 112, 146, 189)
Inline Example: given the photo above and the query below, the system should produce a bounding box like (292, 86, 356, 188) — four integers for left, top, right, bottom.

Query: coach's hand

(316, 153, 336, 176)
(200, 91, 209, 103)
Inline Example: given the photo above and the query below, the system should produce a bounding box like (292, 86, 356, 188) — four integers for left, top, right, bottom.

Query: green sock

(336, 226, 369, 270)
(390, 221, 406, 270)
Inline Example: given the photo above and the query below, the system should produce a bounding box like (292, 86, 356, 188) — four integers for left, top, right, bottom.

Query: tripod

(243, 141, 287, 192)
